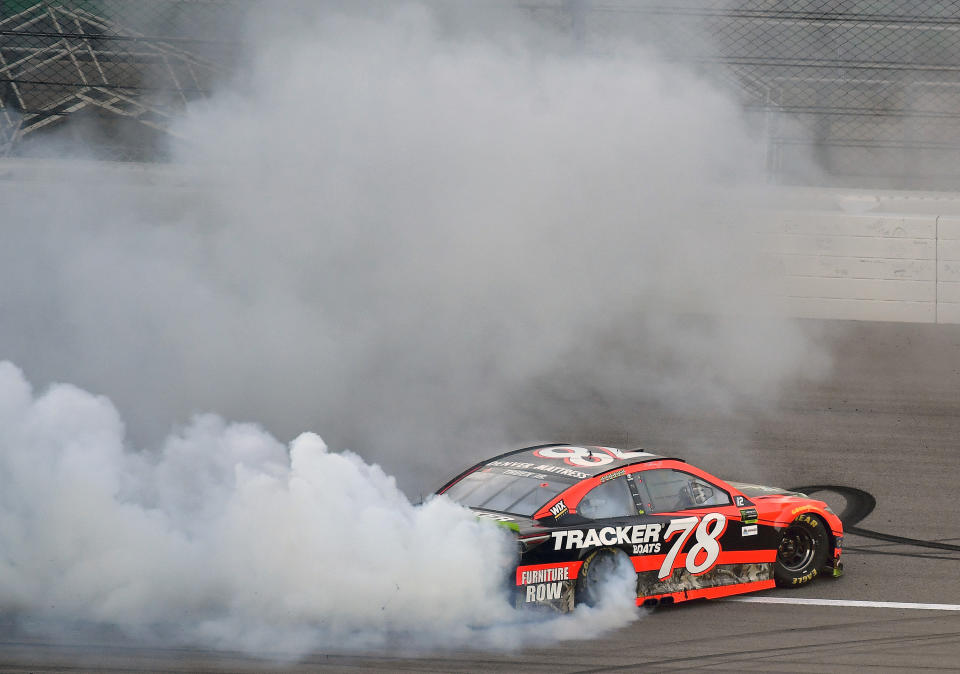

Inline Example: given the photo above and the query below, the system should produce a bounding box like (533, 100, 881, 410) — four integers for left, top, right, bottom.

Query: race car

(437, 443, 843, 610)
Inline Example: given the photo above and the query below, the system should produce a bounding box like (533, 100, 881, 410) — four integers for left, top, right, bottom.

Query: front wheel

(774, 513, 829, 587)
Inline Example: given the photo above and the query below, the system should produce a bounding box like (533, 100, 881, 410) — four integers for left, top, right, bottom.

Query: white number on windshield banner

(658, 513, 726, 579)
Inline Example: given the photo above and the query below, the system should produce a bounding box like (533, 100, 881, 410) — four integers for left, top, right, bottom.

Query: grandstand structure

(2, 1, 960, 187)
(0, 0, 234, 160)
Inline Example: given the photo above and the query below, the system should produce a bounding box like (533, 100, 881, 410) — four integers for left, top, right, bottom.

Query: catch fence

(0, 0, 241, 161)
(2, 1, 960, 188)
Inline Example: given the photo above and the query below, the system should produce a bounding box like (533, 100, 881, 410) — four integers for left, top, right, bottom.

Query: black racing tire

(576, 547, 629, 607)
(774, 513, 829, 587)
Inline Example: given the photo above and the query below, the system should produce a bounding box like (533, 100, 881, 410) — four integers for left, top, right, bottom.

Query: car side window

(577, 476, 638, 519)
(635, 469, 731, 513)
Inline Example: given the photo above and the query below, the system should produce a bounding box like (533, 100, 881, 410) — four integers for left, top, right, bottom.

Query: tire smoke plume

(0, 361, 639, 655)
(0, 2, 826, 494)
(0, 0, 830, 654)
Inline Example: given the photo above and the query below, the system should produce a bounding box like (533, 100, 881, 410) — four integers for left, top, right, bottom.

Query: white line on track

(728, 597, 960, 611)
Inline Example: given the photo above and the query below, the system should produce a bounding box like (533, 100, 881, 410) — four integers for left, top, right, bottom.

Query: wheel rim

(584, 553, 616, 593)
(778, 525, 816, 571)
(581, 552, 619, 606)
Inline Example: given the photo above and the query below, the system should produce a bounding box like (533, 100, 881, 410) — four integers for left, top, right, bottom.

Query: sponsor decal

(525, 582, 564, 602)
(625, 474, 645, 514)
(549, 499, 568, 519)
(600, 468, 626, 483)
(515, 562, 582, 586)
(741, 524, 758, 537)
(740, 508, 758, 524)
(519, 566, 570, 585)
(502, 468, 547, 479)
(633, 542, 662, 554)
(489, 460, 534, 468)
(474, 512, 514, 522)
(473, 512, 518, 532)
(792, 506, 813, 516)
(551, 515, 729, 578)
(532, 464, 590, 479)
(533, 446, 657, 468)
(552, 523, 664, 550)
(488, 459, 589, 479)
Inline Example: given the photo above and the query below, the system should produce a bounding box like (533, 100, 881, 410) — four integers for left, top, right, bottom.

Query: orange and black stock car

(438, 444, 843, 610)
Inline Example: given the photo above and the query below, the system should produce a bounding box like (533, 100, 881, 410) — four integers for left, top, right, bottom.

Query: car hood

(726, 481, 808, 499)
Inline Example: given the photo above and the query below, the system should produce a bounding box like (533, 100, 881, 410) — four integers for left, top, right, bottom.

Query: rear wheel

(774, 513, 829, 587)
(577, 548, 629, 606)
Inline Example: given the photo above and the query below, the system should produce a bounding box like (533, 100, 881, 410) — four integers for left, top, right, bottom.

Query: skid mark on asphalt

(843, 546, 960, 561)
(791, 485, 960, 554)
(847, 526, 960, 552)
(728, 597, 960, 611)
(850, 536, 960, 550)
(844, 535, 960, 561)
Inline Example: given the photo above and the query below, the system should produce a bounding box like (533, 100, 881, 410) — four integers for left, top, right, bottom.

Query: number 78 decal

(658, 513, 727, 579)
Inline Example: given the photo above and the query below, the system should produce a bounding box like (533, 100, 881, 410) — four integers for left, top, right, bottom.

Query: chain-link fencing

(0, 0, 244, 161)
(541, 1, 960, 190)
(2, 1, 960, 188)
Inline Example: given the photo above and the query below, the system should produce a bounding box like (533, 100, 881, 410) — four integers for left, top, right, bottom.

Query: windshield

(443, 467, 573, 517)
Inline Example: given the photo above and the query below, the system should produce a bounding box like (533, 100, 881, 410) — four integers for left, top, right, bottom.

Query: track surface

(2, 320, 960, 672)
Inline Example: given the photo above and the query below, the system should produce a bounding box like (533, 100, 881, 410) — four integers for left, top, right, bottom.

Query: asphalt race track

(2, 320, 960, 672)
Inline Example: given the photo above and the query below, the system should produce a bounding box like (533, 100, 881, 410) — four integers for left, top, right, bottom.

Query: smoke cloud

(0, 0, 830, 655)
(0, 2, 827, 495)
(0, 361, 639, 654)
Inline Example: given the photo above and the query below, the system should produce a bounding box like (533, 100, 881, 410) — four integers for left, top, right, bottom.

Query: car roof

(480, 443, 683, 477)
(435, 443, 687, 497)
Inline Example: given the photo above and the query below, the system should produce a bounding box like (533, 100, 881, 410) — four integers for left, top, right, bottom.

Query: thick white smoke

(0, 361, 638, 655)
(0, 1, 831, 654)
(0, 2, 827, 496)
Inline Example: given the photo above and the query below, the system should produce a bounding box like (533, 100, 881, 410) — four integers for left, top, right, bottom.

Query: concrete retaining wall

(766, 190, 960, 323)
(4, 159, 960, 323)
